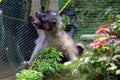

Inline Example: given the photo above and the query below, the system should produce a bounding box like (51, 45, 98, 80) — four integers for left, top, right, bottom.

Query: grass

(44, 56, 86, 80)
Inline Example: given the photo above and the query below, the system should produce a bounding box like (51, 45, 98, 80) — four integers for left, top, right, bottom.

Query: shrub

(16, 47, 63, 80)
(31, 47, 63, 75)
(16, 69, 43, 80)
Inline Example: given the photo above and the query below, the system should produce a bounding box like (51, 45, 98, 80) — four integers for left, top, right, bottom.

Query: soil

(0, 59, 17, 80)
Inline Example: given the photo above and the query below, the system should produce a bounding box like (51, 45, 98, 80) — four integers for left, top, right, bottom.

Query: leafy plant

(32, 47, 63, 75)
(16, 47, 63, 80)
(16, 69, 43, 80)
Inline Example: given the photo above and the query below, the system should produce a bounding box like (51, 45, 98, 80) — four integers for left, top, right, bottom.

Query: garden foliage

(16, 47, 63, 80)
(77, 15, 120, 80)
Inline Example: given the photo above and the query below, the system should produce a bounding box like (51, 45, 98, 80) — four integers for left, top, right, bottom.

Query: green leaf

(114, 46, 120, 53)
(107, 63, 117, 71)
(113, 55, 120, 59)
(106, 56, 112, 63)
(116, 70, 120, 75)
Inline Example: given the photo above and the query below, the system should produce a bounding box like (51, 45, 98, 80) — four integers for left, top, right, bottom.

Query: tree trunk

(49, 0, 59, 12)
(30, 0, 41, 18)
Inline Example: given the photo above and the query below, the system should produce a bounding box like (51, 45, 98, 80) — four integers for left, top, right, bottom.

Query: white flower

(84, 57, 90, 63)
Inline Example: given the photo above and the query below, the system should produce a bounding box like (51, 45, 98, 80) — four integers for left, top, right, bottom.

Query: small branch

(45, 0, 51, 11)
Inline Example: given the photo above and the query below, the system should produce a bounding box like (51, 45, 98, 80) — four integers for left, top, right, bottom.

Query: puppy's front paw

(23, 61, 30, 66)
(19, 61, 30, 69)
(64, 61, 72, 65)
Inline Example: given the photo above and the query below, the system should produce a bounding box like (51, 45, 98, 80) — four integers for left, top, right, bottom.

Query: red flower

(112, 58, 119, 62)
(89, 27, 116, 49)
(89, 41, 104, 49)
(89, 36, 116, 49)
(95, 28, 111, 34)
(94, 36, 116, 42)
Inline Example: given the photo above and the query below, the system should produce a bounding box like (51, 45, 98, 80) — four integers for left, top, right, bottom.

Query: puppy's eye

(51, 22, 56, 25)
(50, 18, 57, 23)
(42, 15, 46, 19)
(50, 22, 56, 25)
(41, 15, 48, 21)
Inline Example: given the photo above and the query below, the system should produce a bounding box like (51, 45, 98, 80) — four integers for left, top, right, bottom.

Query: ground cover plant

(32, 47, 63, 77)
(16, 69, 43, 80)
(15, 47, 84, 80)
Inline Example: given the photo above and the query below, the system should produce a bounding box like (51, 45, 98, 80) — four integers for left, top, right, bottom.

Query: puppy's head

(32, 10, 63, 31)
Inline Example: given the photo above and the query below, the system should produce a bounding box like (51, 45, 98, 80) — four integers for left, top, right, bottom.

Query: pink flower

(112, 58, 119, 62)
(94, 36, 116, 42)
(89, 27, 116, 49)
(89, 36, 116, 49)
(95, 28, 110, 34)
(89, 41, 104, 49)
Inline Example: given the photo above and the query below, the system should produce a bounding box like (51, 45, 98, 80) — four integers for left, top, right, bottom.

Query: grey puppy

(23, 10, 84, 67)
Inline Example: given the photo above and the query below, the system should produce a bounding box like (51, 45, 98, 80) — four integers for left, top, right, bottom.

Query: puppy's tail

(76, 43, 84, 55)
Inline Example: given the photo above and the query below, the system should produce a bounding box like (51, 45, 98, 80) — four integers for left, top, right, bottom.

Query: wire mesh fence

(60, 0, 120, 41)
(0, 0, 38, 79)
(0, 0, 120, 80)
